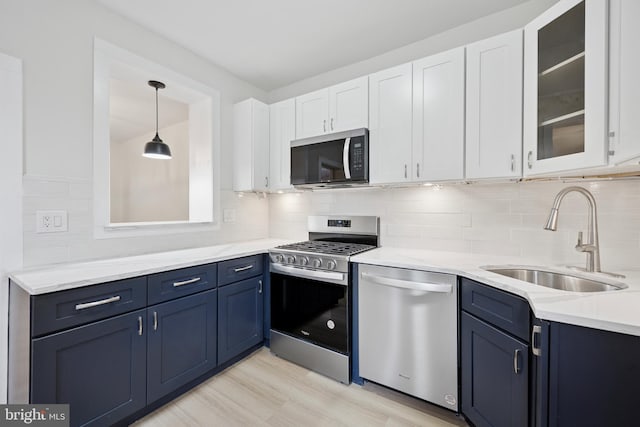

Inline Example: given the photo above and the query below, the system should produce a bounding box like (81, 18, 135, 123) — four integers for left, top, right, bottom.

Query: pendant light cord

(155, 86, 159, 137)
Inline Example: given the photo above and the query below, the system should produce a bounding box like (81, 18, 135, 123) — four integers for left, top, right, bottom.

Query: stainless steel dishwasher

(358, 264, 458, 411)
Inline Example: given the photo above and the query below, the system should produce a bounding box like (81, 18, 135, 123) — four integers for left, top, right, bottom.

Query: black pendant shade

(143, 80, 172, 159)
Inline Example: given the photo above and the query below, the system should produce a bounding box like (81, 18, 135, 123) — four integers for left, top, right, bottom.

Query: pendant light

(143, 80, 172, 159)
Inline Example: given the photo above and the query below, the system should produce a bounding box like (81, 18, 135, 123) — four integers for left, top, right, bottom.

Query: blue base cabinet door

(31, 309, 147, 427)
(146, 289, 217, 403)
(461, 312, 529, 427)
(218, 277, 264, 364)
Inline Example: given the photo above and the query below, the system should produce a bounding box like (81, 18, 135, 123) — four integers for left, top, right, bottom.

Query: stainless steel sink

(482, 266, 628, 292)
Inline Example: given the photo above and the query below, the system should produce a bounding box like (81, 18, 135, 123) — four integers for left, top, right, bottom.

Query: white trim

(93, 39, 221, 238)
(0, 51, 23, 403)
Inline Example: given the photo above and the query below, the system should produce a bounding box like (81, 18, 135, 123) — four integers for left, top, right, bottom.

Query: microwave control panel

(351, 138, 366, 178)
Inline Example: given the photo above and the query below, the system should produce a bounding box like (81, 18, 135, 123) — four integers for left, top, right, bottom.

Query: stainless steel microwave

(290, 128, 369, 188)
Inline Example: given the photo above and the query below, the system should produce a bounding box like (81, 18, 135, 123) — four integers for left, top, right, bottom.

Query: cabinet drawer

(31, 276, 147, 337)
(218, 255, 263, 286)
(148, 263, 217, 305)
(461, 277, 530, 342)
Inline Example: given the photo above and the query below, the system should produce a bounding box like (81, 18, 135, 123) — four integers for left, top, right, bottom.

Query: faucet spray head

(544, 208, 559, 231)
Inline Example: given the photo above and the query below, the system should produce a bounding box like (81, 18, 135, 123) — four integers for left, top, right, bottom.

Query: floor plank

(133, 348, 468, 427)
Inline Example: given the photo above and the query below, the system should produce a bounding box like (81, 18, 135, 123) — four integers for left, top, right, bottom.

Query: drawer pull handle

(75, 295, 121, 310)
(514, 349, 521, 374)
(138, 316, 143, 336)
(153, 311, 158, 331)
(173, 277, 201, 287)
(258, 279, 263, 294)
(233, 265, 254, 273)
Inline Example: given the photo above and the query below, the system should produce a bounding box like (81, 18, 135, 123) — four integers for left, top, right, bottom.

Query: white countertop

(352, 247, 640, 337)
(9, 239, 292, 295)
(11, 240, 640, 337)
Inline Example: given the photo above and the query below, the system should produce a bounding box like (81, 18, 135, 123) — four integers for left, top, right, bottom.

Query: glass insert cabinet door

(523, 0, 607, 176)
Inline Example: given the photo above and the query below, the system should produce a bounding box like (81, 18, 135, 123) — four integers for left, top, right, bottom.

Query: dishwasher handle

(361, 272, 452, 293)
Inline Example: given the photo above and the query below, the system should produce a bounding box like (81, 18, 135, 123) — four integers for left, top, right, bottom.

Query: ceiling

(110, 78, 188, 143)
(96, 0, 529, 91)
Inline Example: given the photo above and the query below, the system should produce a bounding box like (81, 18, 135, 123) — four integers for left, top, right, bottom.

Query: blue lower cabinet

(146, 289, 218, 403)
(461, 312, 529, 427)
(537, 321, 640, 427)
(218, 277, 264, 365)
(31, 309, 147, 427)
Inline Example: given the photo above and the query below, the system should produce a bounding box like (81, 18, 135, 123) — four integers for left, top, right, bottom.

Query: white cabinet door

(233, 98, 270, 192)
(368, 63, 413, 184)
(609, 0, 640, 165)
(269, 98, 296, 191)
(523, 0, 607, 175)
(412, 47, 465, 182)
(329, 76, 368, 133)
(466, 30, 523, 180)
(295, 88, 329, 139)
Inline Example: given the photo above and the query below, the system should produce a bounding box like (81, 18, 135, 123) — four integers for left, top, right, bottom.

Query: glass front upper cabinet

(523, 0, 607, 176)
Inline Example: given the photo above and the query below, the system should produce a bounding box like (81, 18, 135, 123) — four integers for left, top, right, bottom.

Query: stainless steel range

(269, 215, 379, 384)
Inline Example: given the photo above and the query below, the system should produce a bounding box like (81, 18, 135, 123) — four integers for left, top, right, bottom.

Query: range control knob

(300, 256, 310, 266)
(286, 255, 296, 264)
(272, 254, 283, 263)
(326, 260, 337, 270)
(312, 258, 322, 268)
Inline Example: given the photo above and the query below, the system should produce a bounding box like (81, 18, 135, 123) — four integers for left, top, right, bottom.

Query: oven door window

(270, 273, 348, 354)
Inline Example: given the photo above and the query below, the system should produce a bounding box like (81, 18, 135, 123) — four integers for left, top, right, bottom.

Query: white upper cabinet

(412, 47, 465, 182)
(523, 0, 608, 176)
(269, 98, 296, 191)
(295, 88, 328, 139)
(368, 63, 413, 184)
(295, 76, 368, 139)
(466, 30, 523, 180)
(233, 98, 270, 192)
(609, 0, 640, 165)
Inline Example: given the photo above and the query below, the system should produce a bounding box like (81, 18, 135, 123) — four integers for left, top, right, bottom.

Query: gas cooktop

(274, 240, 376, 257)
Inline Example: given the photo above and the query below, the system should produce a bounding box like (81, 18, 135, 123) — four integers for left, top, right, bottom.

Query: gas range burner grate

(276, 241, 375, 256)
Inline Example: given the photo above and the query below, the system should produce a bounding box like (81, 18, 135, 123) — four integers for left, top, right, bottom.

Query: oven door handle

(271, 264, 345, 282)
(361, 272, 452, 293)
(343, 137, 351, 179)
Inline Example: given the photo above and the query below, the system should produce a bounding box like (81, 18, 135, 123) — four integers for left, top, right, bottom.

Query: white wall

(111, 121, 190, 223)
(268, 0, 558, 102)
(269, 179, 640, 271)
(0, 0, 271, 267)
(0, 52, 23, 403)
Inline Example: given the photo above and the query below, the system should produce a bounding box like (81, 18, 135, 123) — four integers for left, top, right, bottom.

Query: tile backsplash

(269, 179, 640, 271)
(22, 176, 269, 267)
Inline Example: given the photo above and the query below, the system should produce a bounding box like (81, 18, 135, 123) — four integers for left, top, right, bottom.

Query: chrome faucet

(544, 186, 600, 273)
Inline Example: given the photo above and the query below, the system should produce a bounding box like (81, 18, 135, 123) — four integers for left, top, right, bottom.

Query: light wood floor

(133, 348, 468, 427)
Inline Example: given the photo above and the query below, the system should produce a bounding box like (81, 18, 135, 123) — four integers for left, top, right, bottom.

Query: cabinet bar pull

(527, 151, 533, 169)
(510, 154, 515, 172)
(173, 277, 201, 287)
(233, 265, 254, 273)
(404, 164, 407, 179)
(138, 316, 143, 336)
(258, 279, 263, 294)
(265, 176, 269, 188)
(75, 295, 121, 310)
(532, 325, 542, 356)
(153, 311, 158, 331)
(416, 163, 420, 178)
(323, 119, 327, 132)
(330, 118, 334, 131)
(514, 349, 521, 374)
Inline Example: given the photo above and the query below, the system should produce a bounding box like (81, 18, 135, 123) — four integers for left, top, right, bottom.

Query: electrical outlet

(36, 210, 68, 233)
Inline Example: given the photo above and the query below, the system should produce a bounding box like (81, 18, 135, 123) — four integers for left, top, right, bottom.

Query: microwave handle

(343, 137, 351, 179)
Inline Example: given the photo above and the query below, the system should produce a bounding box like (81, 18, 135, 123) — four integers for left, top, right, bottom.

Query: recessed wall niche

(93, 39, 221, 238)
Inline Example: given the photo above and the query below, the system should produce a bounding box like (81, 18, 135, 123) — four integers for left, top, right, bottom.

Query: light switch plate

(36, 210, 68, 233)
